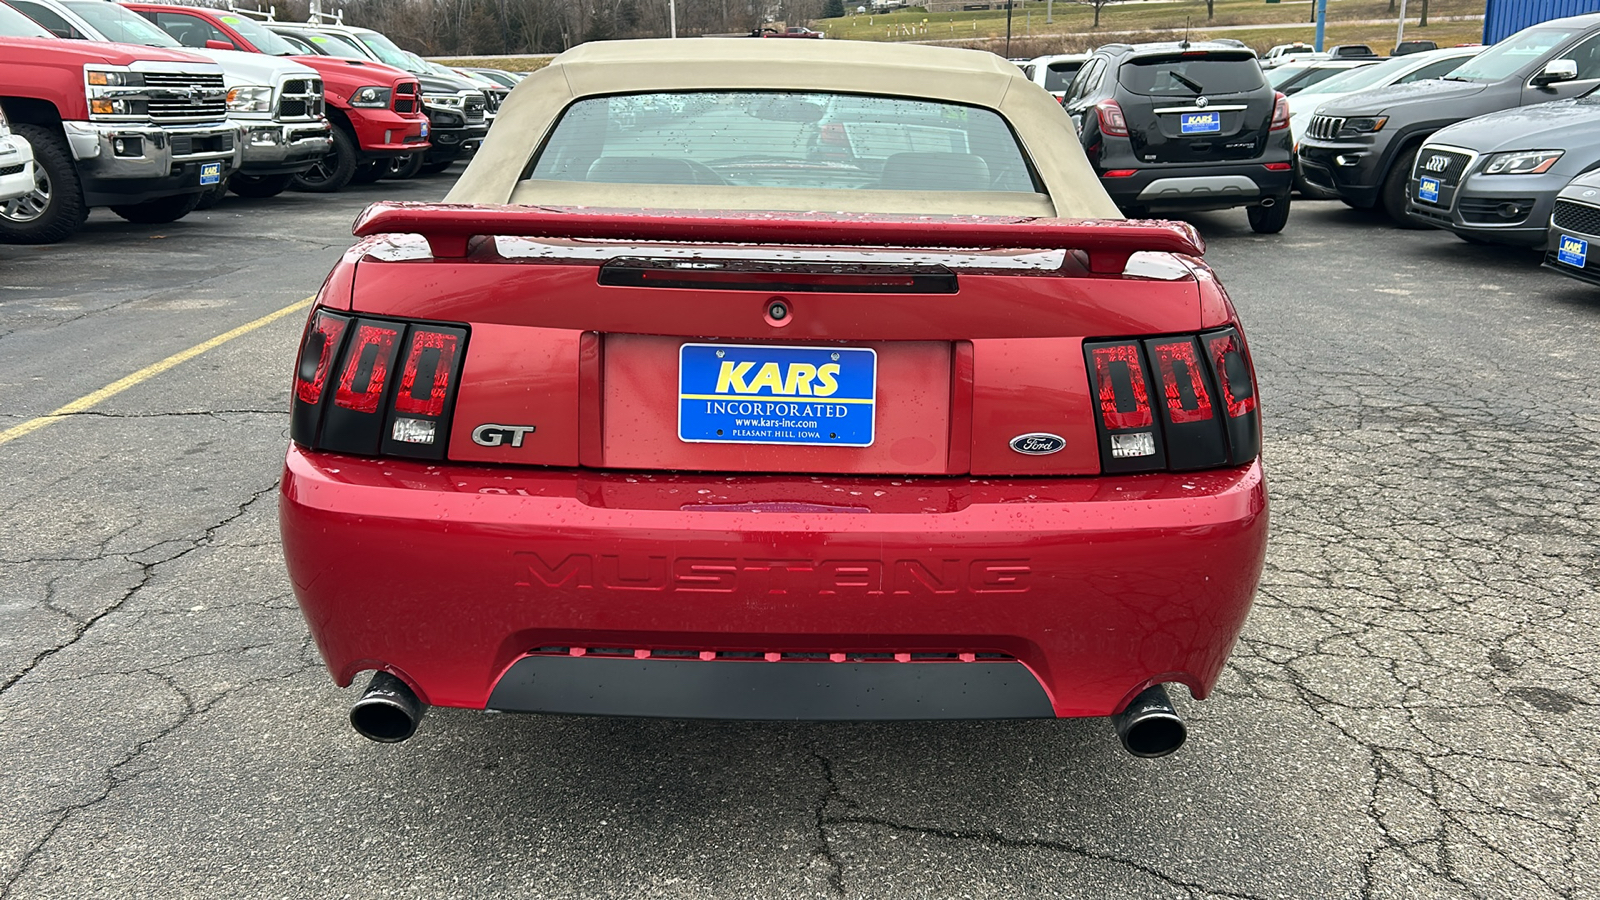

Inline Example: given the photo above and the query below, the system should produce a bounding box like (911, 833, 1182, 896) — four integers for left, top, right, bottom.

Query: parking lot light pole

(1395, 0, 1409, 49)
(669, 0, 677, 37)
(1314, 0, 1327, 50)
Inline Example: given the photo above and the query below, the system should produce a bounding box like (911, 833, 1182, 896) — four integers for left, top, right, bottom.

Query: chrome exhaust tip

(1109, 684, 1187, 758)
(350, 671, 426, 743)
(1259, 196, 1277, 208)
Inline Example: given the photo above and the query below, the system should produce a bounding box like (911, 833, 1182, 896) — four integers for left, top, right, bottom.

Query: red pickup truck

(0, 6, 238, 243)
(125, 4, 428, 193)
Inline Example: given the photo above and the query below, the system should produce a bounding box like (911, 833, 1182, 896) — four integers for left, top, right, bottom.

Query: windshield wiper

(1170, 72, 1205, 94)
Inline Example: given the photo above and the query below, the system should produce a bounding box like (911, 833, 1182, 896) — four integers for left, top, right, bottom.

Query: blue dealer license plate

(1558, 234, 1588, 268)
(678, 343, 877, 447)
(1417, 176, 1440, 204)
(1180, 112, 1221, 135)
(199, 162, 222, 186)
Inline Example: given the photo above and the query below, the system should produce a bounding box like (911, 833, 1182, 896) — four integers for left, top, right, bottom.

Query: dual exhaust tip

(349, 671, 1187, 758)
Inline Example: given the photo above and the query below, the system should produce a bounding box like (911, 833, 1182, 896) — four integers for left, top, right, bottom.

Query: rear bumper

(280, 447, 1269, 719)
(1100, 163, 1293, 211)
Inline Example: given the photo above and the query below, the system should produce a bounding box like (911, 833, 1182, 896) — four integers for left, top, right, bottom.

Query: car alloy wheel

(0, 163, 50, 223)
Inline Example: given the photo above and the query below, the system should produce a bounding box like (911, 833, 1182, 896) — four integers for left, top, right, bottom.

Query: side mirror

(205, 39, 236, 51)
(1533, 58, 1578, 87)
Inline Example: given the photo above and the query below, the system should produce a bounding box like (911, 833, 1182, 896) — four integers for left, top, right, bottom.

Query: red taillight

(291, 312, 469, 460)
(1086, 327, 1261, 473)
(1101, 169, 1138, 178)
(1270, 91, 1290, 131)
(1095, 100, 1128, 138)
(334, 323, 401, 413)
(294, 311, 348, 406)
(1090, 343, 1153, 430)
(1263, 162, 1293, 171)
(393, 329, 461, 417)
(1203, 330, 1257, 418)
(818, 122, 850, 157)
(1149, 339, 1214, 424)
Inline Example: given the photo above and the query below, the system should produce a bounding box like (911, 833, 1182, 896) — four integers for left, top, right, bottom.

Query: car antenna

(1180, 17, 1191, 50)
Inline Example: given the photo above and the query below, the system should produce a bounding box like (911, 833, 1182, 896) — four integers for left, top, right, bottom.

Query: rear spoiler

(352, 202, 1205, 275)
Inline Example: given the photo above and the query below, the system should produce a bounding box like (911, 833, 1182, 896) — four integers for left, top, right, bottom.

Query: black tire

(291, 126, 357, 193)
(1247, 194, 1292, 234)
(419, 160, 454, 175)
(384, 153, 424, 180)
(1380, 144, 1429, 229)
(193, 180, 229, 210)
(348, 160, 386, 185)
(0, 123, 86, 245)
(228, 172, 293, 199)
(110, 191, 202, 224)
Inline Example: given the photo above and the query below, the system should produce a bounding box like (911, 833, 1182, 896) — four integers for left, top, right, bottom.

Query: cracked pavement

(1, 181, 1597, 898)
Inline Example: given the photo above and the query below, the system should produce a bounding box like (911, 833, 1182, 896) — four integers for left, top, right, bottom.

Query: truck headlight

(1482, 150, 1563, 175)
(423, 93, 464, 109)
(227, 85, 274, 114)
(350, 86, 392, 108)
(85, 66, 147, 120)
(86, 68, 143, 87)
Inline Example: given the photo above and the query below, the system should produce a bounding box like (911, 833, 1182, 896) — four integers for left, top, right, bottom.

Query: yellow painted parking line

(0, 296, 313, 448)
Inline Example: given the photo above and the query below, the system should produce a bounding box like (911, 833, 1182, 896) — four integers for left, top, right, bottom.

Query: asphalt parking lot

(1, 176, 1597, 900)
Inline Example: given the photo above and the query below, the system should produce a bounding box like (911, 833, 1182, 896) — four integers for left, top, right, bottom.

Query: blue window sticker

(678, 343, 876, 447)
(1558, 234, 1588, 268)
(1417, 176, 1440, 204)
(199, 161, 222, 186)
(1180, 111, 1221, 135)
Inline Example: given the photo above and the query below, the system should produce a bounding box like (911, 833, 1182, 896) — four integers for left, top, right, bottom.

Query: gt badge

(472, 423, 537, 447)
(1010, 433, 1066, 455)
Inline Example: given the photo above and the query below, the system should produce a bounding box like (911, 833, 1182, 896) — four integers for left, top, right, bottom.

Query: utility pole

(1394, 0, 1409, 50)
(670, 0, 677, 36)
(1046, 0, 1052, 24)
(1004, 0, 1013, 57)
(1313, 0, 1327, 50)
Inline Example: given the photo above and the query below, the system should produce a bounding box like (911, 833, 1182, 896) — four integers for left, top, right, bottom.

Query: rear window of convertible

(525, 91, 1043, 193)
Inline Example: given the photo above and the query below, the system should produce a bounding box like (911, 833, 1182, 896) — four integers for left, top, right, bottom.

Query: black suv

(1061, 41, 1294, 233)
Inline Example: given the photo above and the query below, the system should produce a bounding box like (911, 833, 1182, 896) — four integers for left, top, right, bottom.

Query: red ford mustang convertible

(279, 39, 1268, 757)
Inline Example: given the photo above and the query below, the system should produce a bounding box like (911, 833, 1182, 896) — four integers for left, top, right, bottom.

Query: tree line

(266, 0, 825, 55)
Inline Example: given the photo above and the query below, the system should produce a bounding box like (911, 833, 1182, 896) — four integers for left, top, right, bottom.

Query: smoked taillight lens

(334, 323, 401, 414)
(294, 311, 348, 406)
(1145, 336, 1227, 471)
(290, 310, 468, 460)
(1202, 327, 1261, 463)
(1086, 340, 1165, 473)
(1086, 327, 1261, 474)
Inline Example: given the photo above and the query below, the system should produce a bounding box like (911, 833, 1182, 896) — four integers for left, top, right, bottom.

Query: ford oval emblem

(1010, 433, 1066, 455)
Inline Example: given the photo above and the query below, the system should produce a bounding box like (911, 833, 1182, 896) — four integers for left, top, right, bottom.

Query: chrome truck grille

(143, 71, 228, 122)
(276, 78, 325, 121)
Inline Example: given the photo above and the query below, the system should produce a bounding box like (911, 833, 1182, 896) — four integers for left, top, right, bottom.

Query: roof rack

(305, 4, 345, 25)
(225, 2, 276, 21)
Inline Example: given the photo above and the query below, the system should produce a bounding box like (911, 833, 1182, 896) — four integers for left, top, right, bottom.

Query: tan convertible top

(446, 39, 1120, 219)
